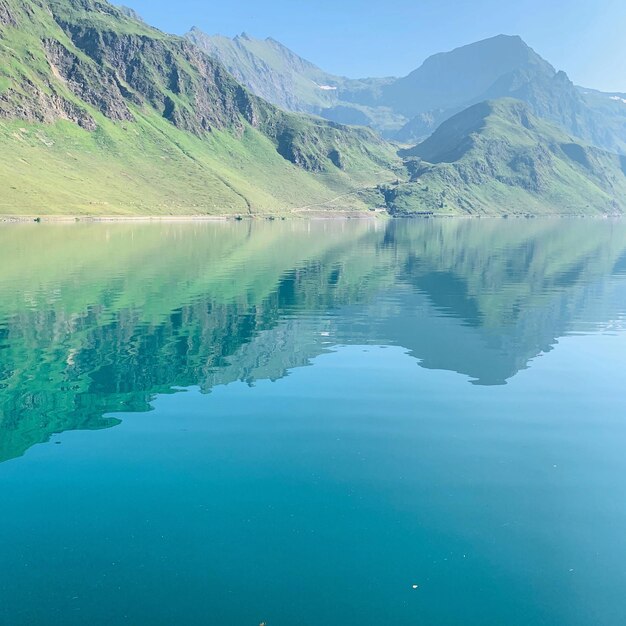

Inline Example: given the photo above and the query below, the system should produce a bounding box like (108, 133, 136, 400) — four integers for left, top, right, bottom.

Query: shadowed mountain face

(2, 219, 626, 462)
(387, 36, 603, 145)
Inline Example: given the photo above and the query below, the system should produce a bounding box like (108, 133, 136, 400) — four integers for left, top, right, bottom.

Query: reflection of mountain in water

(1, 219, 626, 461)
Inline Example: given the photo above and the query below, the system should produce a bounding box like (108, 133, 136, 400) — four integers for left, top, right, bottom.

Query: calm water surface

(1, 219, 626, 625)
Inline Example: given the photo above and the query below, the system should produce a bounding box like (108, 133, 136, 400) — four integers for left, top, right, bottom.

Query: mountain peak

(383, 33, 555, 119)
(116, 5, 144, 22)
(421, 33, 550, 72)
(404, 98, 537, 163)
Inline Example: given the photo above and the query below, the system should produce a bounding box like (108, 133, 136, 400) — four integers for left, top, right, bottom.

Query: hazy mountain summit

(385, 35, 552, 115)
(185, 27, 343, 113)
(388, 35, 613, 149)
(186, 28, 402, 133)
(188, 30, 626, 154)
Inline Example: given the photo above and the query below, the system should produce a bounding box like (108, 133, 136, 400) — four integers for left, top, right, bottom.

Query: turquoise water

(1, 219, 626, 625)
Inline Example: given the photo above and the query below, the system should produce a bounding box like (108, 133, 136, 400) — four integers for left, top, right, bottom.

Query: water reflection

(1, 218, 625, 462)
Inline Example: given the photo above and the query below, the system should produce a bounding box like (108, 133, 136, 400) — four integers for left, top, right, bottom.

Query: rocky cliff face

(117, 5, 142, 22)
(46, 0, 260, 135)
(0, 0, 17, 26)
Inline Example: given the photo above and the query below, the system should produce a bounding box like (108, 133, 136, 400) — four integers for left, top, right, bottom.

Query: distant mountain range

(188, 30, 626, 155)
(0, 0, 625, 216)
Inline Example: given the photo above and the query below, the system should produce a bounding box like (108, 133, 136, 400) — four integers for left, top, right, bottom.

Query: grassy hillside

(382, 99, 626, 216)
(0, 0, 400, 216)
(0, 111, 398, 216)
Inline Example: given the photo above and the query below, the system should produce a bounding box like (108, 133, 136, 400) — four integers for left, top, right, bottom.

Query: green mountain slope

(383, 99, 626, 216)
(0, 0, 399, 216)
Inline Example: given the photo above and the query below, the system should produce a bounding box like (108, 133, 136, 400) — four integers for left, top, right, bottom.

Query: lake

(1, 218, 626, 625)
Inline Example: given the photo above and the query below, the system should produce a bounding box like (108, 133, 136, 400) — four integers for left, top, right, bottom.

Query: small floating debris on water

(412, 584, 419, 589)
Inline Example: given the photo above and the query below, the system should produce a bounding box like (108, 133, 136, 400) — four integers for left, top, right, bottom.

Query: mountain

(390, 36, 626, 152)
(390, 35, 626, 152)
(185, 28, 342, 113)
(2, 2, 626, 217)
(382, 99, 626, 215)
(388, 36, 552, 115)
(191, 32, 626, 155)
(0, 0, 398, 216)
(186, 29, 405, 135)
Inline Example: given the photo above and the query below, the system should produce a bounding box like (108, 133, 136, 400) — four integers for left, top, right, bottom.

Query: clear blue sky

(117, 0, 626, 92)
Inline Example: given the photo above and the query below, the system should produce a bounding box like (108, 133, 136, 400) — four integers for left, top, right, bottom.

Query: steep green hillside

(0, 0, 399, 216)
(383, 99, 626, 216)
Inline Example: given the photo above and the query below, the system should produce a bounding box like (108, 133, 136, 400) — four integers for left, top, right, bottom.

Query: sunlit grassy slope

(384, 100, 626, 216)
(0, 0, 399, 216)
(0, 112, 397, 216)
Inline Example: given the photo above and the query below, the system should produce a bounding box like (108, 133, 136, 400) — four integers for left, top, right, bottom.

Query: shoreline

(0, 210, 391, 223)
(0, 212, 621, 224)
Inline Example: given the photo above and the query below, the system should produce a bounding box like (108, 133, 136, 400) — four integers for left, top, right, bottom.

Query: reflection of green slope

(2, 219, 626, 461)
(0, 221, 397, 462)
